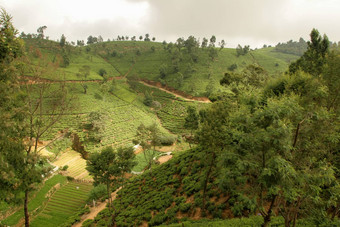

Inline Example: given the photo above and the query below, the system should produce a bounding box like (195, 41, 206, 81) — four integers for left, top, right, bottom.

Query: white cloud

(1, 0, 340, 47)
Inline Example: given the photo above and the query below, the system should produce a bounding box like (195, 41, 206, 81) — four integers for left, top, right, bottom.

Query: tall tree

(144, 33, 150, 41)
(209, 35, 216, 47)
(20, 55, 71, 227)
(60, 34, 66, 47)
(184, 106, 199, 148)
(36, 25, 47, 39)
(77, 65, 90, 94)
(289, 28, 329, 76)
(0, 8, 25, 204)
(133, 123, 161, 174)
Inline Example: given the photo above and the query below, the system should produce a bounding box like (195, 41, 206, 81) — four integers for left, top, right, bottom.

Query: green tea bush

(87, 184, 107, 202)
(149, 212, 168, 226)
(179, 203, 192, 213)
(159, 134, 176, 145)
(82, 219, 94, 227)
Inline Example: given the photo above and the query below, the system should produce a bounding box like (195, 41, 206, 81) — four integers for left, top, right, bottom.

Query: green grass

(2, 174, 67, 226)
(132, 150, 161, 172)
(30, 181, 92, 227)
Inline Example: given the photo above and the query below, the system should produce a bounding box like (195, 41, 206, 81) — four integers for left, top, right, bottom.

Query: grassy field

(30, 181, 92, 227)
(53, 149, 92, 180)
(1, 174, 67, 226)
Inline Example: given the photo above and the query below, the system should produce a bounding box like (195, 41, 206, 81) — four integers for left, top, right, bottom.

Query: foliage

(86, 146, 136, 210)
(289, 28, 329, 76)
(236, 44, 250, 56)
(0, 8, 25, 204)
(275, 38, 307, 56)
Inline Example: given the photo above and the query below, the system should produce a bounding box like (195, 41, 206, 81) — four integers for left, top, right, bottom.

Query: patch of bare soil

(158, 155, 173, 164)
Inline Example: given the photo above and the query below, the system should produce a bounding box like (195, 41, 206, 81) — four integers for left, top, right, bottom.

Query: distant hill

(23, 38, 299, 97)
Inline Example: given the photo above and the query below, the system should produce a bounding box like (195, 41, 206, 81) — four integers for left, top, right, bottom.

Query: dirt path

(20, 75, 122, 85)
(73, 187, 121, 227)
(158, 155, 173, 164)
(139, 81, 211, 103)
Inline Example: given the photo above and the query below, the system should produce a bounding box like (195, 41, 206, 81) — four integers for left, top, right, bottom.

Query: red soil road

(139, 80, 211, 103)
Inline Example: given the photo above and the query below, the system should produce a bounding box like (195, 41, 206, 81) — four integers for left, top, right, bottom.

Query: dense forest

(0, 8, 339, 227)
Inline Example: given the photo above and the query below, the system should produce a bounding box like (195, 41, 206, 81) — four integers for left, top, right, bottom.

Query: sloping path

(139, 81, 211, 103)
(73, 187, 121, 227)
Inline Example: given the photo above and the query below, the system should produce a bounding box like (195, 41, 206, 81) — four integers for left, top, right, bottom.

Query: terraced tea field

(31, 182, 92, 227)
(53, 149, 92, 180)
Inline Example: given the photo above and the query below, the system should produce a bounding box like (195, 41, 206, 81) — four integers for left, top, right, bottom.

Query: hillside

(23, 38, 299, 97)
(3, 32, 338, 227)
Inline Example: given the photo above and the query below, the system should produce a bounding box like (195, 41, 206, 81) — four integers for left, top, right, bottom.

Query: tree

(219, 39, 225, 50)
(36, 25, 47, 39)
(196, 101, 231, 214)
(201, 37, 208, 48)
(1, 10, 73, 227)
(60, 34, 66, 47)
(133, 123, 161, 174)
(86, 146, 136, 211)
(139, 35, 143, 41)
(98, 35, 103, 43)
(20, 56, 71, 227)
(86, 111, 106, 143)
(175, 37, 184, 51)
(77, 40, 85, 46)
(184, 106, 199, 148)
(208, 46, 218, 61)
(289, 28, 329, 76)
(209, 35, 216, 47)
(0, 7, 25, 205)
(236, 44, 250, 56)
(87, 35, 96, 44)
(98, 68, 107, 77)
(143, 91, 153, 106)
(144, 33, 150, 41)
(77, 65, 90, 94)
(152, 37, 156, 41)
(214, 61, 339, 226)
(184, 35, 199, 54)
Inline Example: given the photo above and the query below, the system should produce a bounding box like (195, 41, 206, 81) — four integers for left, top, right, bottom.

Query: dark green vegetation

(30, 181, 92, 227)
(1, 8, 339, 227)
(1, 175, 67, 226)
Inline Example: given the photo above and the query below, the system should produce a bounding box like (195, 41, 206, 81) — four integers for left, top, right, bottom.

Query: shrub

(228, 63, 238, 71)
(98, 68, 107, 77)
(82, 219, 94, 227)
(66, 176, 74, 181)
(179, 203, 192, 213)
(143, 92, 153, 106)
(87, 184, 107, 202)
(159, 134, 176, 146)
(94, 93, 103, 100)
(62, 165, 69, 171)
(148, 212, 168, 226)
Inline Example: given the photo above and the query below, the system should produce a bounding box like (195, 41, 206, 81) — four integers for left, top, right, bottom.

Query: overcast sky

(1, 0, 340, 48)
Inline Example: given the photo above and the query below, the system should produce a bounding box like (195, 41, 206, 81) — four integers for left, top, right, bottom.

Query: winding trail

(139, 81, 211, 103)
(73, 187, 122, 227)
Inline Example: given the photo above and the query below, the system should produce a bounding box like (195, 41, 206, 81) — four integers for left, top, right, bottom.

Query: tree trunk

(202, 152, 216, 213)
(261, 195, 277, 227)
(107, 182, 111, 209)
(284, 217, 291, 227)
(24, 190, 29, 227)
